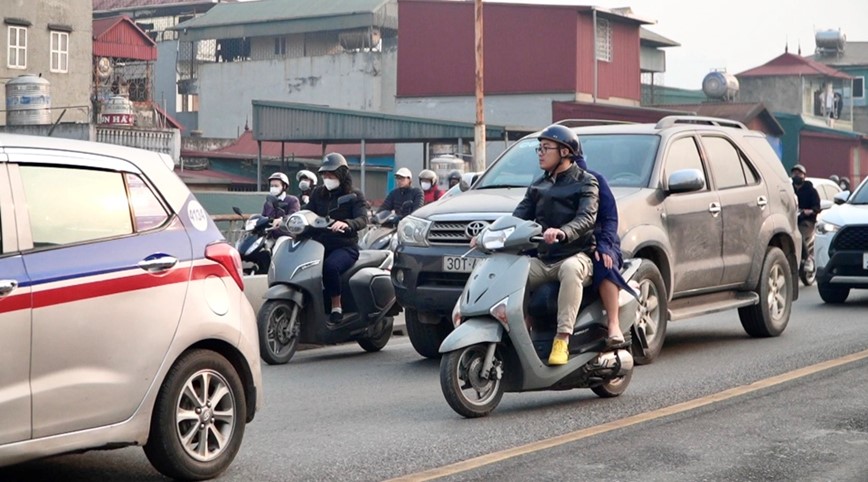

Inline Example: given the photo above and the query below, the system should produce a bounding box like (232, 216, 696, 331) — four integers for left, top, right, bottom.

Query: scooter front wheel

(440, 344, 504, 418)
(257, 300, 301, 365)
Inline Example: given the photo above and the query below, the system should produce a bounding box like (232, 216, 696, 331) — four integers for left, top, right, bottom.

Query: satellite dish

(96, 57, 113, 79)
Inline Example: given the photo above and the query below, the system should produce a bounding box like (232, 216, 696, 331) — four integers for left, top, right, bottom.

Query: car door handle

(0, 279, 19, 296)
(708, 202, 721, 216)
(757, 196, 768, 208)
(138, 256, 179, 272)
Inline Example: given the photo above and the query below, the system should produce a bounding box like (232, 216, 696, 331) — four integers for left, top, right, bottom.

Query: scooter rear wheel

(590, 366, 633, 398)
(257, 300, 301, 365)
(357, 317, 394, 352)
(440, 344, 504, 418)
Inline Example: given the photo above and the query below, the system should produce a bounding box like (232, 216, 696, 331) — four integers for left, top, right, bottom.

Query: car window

(849, 181, 868, 204)
(475, 139, 541, 189)
(582, 134, 659, 187)
(126, 173, 169, 231)
(20, 165, 133, 247)
(663, 137, 707, 191)
(703, 136, 753, 189)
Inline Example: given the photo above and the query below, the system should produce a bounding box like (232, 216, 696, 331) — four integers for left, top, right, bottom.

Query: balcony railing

(96, 126, 180, 162)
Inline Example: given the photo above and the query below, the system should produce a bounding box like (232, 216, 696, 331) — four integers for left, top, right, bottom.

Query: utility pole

(472, 0, 486, 172)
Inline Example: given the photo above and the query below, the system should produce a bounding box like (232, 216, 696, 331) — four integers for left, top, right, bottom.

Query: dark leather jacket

(512, 163, 599, 262)
(379, 186, 423, 217)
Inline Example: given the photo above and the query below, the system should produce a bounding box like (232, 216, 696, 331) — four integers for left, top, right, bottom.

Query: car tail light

(205, 241, 244, 290)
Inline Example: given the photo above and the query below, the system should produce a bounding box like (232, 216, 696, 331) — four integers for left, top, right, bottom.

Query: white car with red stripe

(0, 134, 262, 480)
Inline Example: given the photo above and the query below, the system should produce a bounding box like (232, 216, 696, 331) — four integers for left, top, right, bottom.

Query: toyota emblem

(465, 221, 489, 238)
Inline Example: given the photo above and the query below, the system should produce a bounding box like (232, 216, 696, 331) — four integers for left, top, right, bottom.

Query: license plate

(864, 252, 868, 270)
(443, 256, 480, 273)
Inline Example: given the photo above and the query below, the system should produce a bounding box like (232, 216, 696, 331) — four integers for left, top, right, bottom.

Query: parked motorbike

(257, 194, 402, 365)
(359, 201, 415, 251)
(439, 215, 644, 418)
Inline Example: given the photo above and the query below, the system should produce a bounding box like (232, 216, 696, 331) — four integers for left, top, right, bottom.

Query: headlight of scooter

(285, 212, 309, 236)
(480, 227, 514, 250)
(397, 216, 431, 247)
(244, 218, 258, 231)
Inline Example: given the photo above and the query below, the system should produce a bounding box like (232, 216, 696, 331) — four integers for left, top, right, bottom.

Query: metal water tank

(5, 74, 51, 125)
(702, 71, 739, 101)
(430, 155, 465, 190)
(99, 96, 135, 126)
(815, 30, 846, 55)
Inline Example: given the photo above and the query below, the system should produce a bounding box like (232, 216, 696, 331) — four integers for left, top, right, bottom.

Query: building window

(854, 77, 865, 99)
(7, 26, 27, 69)
(595, 18, 612, 62)
(50, 31, 69, 73)
(274, 36, 286, 56)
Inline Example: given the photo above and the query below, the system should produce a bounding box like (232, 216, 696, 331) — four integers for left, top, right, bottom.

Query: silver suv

(0, 134, 262, 480)
(393, 116, 801, 363)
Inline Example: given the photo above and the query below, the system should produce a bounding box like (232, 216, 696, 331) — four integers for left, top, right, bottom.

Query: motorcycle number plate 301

(443, 255, 480, 273)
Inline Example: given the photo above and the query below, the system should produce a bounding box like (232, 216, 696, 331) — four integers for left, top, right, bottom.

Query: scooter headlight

(480, 227, 514, 251)
(285, 213, 309, 236)
(244, 218, 258, 231)
(245, 236, 264, 256)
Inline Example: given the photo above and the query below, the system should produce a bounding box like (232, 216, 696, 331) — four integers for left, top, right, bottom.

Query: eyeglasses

(535, 145, 560, 155)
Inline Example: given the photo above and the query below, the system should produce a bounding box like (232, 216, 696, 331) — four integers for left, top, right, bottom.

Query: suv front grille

(428, 221, 472, 244)
(419, 271, 470, 287)
(831, 225, 868, 253)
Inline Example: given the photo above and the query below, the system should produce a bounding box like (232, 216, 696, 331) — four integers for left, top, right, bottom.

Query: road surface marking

(387, 348, 868, 481)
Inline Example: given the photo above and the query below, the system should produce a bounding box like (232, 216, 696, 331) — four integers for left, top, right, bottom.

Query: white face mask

(269, 186, 282, 196)
(324, 178, 340, 191)
(298, 180, 311, 191)
(421, 181, 432, 191)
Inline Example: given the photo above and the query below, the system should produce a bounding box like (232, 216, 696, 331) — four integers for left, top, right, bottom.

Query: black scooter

(359, 201, 414, 251)
(257, 194, 402, 365)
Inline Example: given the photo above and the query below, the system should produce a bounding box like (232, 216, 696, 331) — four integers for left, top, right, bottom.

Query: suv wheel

(144, 349, 246, 481)
(406, 309, 449, 359)
(818, 281, 850, 304)
(739, 247, 792, 337)
(631, 260, 667, 365)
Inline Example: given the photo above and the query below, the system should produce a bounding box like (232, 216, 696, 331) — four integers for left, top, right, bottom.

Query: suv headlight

(397, 216, 431, 247)
(817, 220, 840, 235)
(480, 227, 514, 250)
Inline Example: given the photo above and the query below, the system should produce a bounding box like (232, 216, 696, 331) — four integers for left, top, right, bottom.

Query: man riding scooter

(509, 124, 599, 365)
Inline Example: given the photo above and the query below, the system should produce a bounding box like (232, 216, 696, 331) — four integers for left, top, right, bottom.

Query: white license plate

(863, 252, 868, 270)
(443, 256, 480, 273)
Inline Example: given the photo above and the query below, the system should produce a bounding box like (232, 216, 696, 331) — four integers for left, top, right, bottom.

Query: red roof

(183, 130, 395, 160)
(174, 167, 253, 185)
(93, 16, 156, 61)
(737, 52, 851, 79)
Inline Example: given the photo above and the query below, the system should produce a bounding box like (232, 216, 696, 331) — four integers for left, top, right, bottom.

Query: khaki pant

(526, 252, 593, 335)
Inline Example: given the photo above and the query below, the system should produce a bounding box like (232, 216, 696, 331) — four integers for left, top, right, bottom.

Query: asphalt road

(3, 286, 867, 481)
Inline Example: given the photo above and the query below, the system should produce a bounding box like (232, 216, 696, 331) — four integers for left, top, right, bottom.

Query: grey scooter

(439, 215, 643, 418)
(257, 194, 402, 365)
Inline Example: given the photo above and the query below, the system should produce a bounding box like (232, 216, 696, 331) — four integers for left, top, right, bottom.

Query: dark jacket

(379, 186, 423, 217)
(573, 156, 619, 260)
(512, 163, 599, 262)
(305, 186, 368, 252)
(794, 180, 821, 222)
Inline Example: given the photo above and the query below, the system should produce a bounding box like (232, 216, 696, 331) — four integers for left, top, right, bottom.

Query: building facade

(1, 0, 92, 126)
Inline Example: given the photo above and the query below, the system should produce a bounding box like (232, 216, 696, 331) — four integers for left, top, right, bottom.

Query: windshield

(475, 134, 660, 189)
(849, 180, 868, 204)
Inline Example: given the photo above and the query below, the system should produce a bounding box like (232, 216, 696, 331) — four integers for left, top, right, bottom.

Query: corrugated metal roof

(93, 16, 157, 60)
(640, 28, 680, 48)
(251, 100, 532, 143)
(737, 52, 851, 79)
(174, 0, 397, 41)
(93, 0, 226, 12)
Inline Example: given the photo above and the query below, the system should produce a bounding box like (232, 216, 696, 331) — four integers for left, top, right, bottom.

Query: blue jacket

(379, 186, 423, 217)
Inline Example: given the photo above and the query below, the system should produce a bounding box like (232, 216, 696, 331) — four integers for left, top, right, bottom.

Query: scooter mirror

(232, 206, 243, 217)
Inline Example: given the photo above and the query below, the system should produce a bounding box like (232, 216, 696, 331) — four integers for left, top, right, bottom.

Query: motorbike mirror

(337, 193, 357, 205)
(232, 206, 243, 217)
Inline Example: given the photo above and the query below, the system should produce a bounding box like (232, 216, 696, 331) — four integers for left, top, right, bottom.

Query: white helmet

(296, 169, 318, 185)
(395, 167, 412, 178)
(268, 172, 289, 186)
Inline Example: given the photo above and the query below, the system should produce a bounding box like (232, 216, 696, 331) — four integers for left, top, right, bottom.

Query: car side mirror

(833, 191, 849, 205)
(459, 180, 470, 192)
(666, 169, 705, 194)
(820, 199, 833, 211)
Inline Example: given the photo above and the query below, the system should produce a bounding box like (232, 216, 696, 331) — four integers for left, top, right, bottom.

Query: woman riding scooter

(297, 169, 318, 206)
(305, 153, 369, 323)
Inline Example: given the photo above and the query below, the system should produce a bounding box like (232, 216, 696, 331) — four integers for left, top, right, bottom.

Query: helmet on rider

(268, 172, 289, 188)
(296, 169, 318, 184)
(447, 170, 462, 186)
(538, 124, 580, 156)
(319, 152, 349, 172)
(791, 164, 807, 175)
(419, 169, 438, 184)
(829, 174, 840, 184)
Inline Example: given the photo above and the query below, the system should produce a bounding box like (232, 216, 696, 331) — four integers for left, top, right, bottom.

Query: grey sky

(494, 0, 868, 89)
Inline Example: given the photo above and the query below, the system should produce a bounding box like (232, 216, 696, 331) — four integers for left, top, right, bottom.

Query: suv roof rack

(655, 115, 747, 130)
(555, 119, 635, 128)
